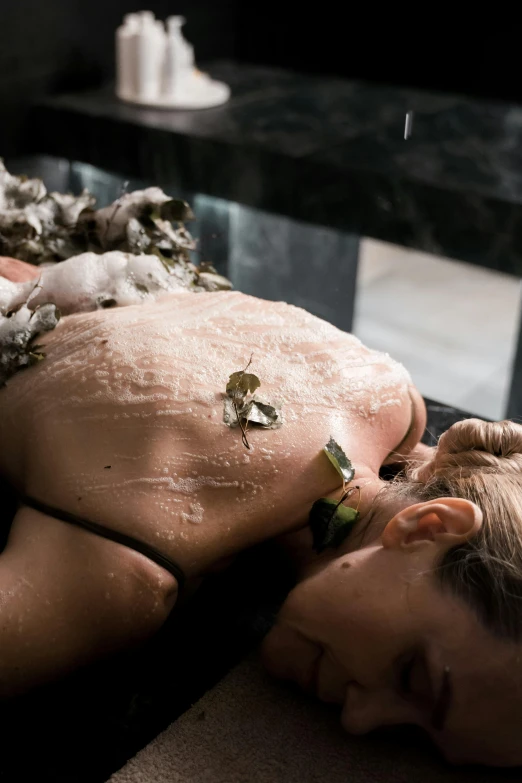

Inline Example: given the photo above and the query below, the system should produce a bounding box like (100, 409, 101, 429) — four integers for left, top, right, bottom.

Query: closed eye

(398, 651, 448, 731)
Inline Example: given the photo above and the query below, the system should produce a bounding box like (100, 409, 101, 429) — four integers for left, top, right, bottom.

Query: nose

(341, 681, 419, 735)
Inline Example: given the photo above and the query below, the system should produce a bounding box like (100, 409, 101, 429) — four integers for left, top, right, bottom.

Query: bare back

(0, 291, 420, 578)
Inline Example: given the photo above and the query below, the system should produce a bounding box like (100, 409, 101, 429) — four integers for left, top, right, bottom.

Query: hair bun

(411, 418, 522, 482)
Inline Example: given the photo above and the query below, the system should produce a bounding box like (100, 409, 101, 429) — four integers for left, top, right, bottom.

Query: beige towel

(109, 655, 517, 783)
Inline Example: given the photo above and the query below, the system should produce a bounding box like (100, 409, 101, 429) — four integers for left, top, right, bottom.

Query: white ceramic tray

(117, 78, 230, 110)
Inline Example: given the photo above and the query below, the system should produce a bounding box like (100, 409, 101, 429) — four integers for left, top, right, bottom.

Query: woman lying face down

(1, 255, 522, 768)
(263, 419, 522, 767)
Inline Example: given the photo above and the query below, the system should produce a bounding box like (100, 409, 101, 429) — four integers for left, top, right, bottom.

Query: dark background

(235, 13, 517, 103)
(0, 1, 518, 154)
(0, 0, 236, 154)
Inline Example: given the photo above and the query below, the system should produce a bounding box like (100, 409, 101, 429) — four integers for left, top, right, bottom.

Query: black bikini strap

(18, 492, 186, 592)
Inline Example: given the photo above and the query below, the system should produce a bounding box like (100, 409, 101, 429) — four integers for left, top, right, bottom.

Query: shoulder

(10, 502, 179, 628)
(381, 383, 427, 466)
(0, 503, 179, 695)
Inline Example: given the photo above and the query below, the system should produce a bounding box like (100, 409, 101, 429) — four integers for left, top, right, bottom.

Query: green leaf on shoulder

(309, 498, 360, 554)
(323, 437, 355, 485)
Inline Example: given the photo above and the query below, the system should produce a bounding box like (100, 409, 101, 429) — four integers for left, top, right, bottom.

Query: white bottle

(134, 12, 166, 102)
(115, 13, 140, 100)
(116, 10, 230, 108)
(163, 16, 194, 101)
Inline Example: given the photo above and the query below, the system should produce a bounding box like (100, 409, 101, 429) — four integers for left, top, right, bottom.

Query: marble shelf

(30, 60, 522, 277)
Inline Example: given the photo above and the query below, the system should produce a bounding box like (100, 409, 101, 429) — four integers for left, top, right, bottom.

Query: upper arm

(0, 257, 39, 282)
(0, 505, 177, 698)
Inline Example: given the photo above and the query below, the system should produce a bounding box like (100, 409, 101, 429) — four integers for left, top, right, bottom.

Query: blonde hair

(394, 418, 522, 640)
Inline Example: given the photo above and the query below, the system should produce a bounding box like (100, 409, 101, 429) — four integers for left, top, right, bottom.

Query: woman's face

(262, 534, 522, 767)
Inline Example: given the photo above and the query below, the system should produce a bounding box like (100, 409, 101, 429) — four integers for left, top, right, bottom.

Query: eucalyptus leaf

(159, 199, 195, 223)
(150, 246, 174, 272)
(309, 497, 360, 554)
(223, 396, 240, 426)
(245, 399, 283, 428)
(0, 301, 60, 386)
(197, 271, 233, 291)
(323, 437, 355, 484)
(126, 217, 152, 253)
(226, 371, 261, 397)
(27, 351, 45, 365)
(223, 397, 284, 431)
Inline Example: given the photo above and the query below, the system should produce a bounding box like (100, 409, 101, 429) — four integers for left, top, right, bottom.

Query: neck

(299, 476, 424, 581)
(287, 474, 389, 582)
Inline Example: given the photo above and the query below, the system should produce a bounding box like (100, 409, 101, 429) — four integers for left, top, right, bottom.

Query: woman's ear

(381, 497, 483, 551)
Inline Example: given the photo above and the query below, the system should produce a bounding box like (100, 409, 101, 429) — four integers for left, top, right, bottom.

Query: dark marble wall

(0, 0, 238, 155)
(235, 8, 521, 105)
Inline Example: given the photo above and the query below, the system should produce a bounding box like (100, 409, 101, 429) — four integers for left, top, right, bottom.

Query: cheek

(270, 564, 361, 661)
(261, 621, 321, 686)
(280, 553, 416, 669)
